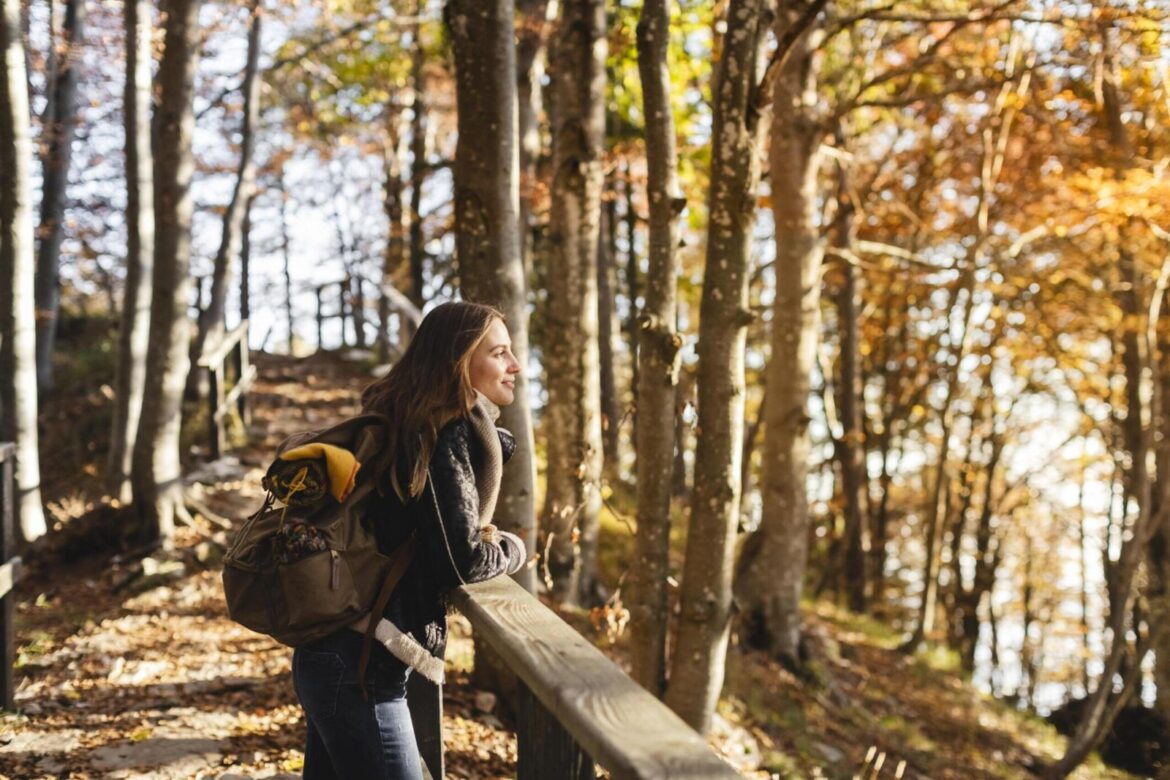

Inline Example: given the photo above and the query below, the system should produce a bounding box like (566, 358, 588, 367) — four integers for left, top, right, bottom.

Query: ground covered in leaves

(0, 345, 1141, 779)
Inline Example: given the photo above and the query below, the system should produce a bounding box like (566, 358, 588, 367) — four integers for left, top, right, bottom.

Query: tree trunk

(515, 0, 551, 281)
(379, 105, 410, 362)
(627, 0, 683, 698)
(107, 0, 154, 504)
(446, 0, 536, 595)
(730, 2, 824, 671)
(277, 165, 295, 354)
(407, 3, 427, 308)
(541, 0, 606, 606)
(131, 0, 202, 546)
(832, 156, 868, 613)
(597, 200, 622, 469)
(239, 194, 253, 325)
(32, 0, 86, 393)
(663, 0, 769, 734)
(0, 0, 47, 542)
(188, 0, 261, 392)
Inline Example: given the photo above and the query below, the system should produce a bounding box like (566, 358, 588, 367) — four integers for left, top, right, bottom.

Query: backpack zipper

(330, 550, 340, 589)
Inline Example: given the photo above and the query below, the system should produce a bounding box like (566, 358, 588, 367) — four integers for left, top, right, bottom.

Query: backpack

(222, 413, 416, 659)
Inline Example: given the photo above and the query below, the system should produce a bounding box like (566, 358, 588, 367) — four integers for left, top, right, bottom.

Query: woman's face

(469, 318, 521, 406)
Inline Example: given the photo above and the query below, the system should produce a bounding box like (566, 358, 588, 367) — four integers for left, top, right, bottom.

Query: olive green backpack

(222, 413, 416, 659)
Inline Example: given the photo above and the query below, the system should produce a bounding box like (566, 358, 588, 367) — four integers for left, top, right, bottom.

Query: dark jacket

(357, 417, 526, 683)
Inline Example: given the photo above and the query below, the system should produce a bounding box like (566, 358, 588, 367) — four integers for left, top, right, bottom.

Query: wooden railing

(0, 443, 23, 710)
(197, 320, 256, 460)
(406, 576, 741, 779)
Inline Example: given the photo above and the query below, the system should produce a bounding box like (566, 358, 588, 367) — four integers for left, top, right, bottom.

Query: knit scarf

(468, 392, 502, 526)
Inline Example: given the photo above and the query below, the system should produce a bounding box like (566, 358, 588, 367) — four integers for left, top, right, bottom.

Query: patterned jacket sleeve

(424, 421, 527, 589)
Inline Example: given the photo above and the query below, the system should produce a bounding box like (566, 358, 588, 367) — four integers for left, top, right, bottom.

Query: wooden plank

(0, 558, 21, 600)
(197, 320, 249, 368)
(451, 578, 741, 780)
(407, 673, 443, 779)
(517, 681, 594, 780)
(0, 443, 13, 462)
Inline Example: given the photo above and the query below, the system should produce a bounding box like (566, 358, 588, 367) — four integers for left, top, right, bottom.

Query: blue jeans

(293, 629, 424, 780)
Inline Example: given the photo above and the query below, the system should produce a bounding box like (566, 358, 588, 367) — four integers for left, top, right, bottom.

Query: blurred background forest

(2, 0, 1170, 776)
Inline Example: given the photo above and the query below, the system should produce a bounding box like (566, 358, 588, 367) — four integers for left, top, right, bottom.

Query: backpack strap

(357, 533, 419, 701)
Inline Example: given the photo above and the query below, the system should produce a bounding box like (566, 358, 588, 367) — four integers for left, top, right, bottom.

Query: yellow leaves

(129, 726, 152, 743)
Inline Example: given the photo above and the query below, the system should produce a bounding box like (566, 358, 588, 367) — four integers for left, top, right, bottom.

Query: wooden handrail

(198, 320, 250, 368)
(198, 321, 254, 460)
(448, 577, 741, 779)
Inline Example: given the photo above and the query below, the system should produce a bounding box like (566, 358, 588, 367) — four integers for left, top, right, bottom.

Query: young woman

(292, 301, 528, 779)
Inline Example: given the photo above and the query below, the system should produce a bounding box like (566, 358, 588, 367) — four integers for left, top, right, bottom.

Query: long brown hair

(361, 300, 504, 500)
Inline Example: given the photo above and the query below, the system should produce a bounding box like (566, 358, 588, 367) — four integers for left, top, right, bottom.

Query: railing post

(517, 681, 595, 780)
(407, 674, 444, 779)
(236, 321, 251, 427)
(0, 444, 16, 711)
(316, 286, 324, 351)
(208, 364, 225, 460)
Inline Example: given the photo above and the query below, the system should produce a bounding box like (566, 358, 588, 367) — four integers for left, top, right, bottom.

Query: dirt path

(0, 352, 519, 779)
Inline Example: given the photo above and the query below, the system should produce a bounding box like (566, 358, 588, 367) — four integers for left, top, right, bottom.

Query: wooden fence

(197, 320, 256, 460)
(406, 576, 742, 779)
(0, 443, 22, 711)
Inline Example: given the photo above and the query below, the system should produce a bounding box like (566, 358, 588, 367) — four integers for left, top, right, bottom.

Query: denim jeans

(293, 629, 424, 780)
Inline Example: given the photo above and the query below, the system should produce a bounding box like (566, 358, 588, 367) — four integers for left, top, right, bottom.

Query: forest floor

(0, 342, 1137, 779)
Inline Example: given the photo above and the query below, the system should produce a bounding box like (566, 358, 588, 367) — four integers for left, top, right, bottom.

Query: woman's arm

(424, 421, 526, 589)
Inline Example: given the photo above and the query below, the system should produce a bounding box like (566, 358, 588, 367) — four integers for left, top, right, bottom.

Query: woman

(292, 301, 528, 779)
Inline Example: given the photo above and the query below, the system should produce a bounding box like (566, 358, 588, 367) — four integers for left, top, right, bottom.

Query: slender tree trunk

(627, 0, 684, 698)
(407, 3, 427, 308)
(107, 0, 154, 504)
(731, 1, 825, 671)
(131, 0, 202, 546)
(663, 0, 769, 733)
(541, 0, 606, 606)
(515, 0, 551, 281)
(597, 200, 622, 468)
(0, 0, 47, 542)
(33, 0, 86, 393)
(832, 155, 868, 613)
(188, 0, 261, 391)
(277, 166, 295, 354)
(379, 105, 409, 362)
(240, 194, 254, 327)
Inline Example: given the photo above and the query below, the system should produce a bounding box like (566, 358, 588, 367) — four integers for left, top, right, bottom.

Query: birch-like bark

(541, 0, 606, 606)
(663, 0, 769, 733)
(628, 0, 684, 698)
(730, 1, 824, 670)
(33, 0, 86, 393)
(378, 104, 410, 361)
(107, 0, 154, 503)
(0, 0, 47, 542)
(131, 0, 202, 545)
(515, 0, 551, 280)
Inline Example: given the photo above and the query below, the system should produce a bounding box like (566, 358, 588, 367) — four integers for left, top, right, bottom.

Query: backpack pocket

(278, 549, 361, 627)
